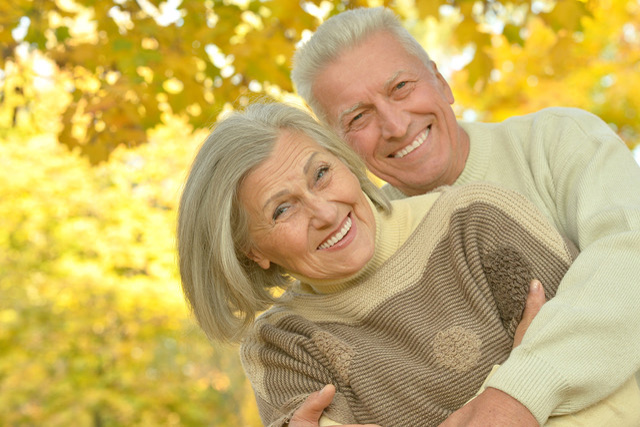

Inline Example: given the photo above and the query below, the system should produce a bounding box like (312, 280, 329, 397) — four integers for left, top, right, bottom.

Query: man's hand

(439, 280, 546, 426)
(439, 387, 539, 426)
(288, 384, 380, 427)
(513, 279, 545, 348)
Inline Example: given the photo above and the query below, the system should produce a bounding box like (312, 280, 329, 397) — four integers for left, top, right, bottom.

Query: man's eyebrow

(336, 71, 404, 125)
(262, 152, 319, 211)
(338, 103, 363, 125)
(384, 71, 403, 91)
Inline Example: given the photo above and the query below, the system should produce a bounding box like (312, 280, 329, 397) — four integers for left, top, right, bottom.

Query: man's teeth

(394, 128, 430, 158)
(318, 217, 352, 250)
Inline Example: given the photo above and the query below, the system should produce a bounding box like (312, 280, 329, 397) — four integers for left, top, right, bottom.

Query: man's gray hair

(291, 7, 431, 121)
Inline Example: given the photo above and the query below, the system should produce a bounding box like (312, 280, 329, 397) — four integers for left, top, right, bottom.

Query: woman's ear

(246, 248, 271, 270)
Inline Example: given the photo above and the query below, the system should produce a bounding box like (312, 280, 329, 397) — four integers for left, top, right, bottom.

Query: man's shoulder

(528, 106, 601, 122)
(497, 107, 603, 131)
(482, 107, 610, 145)
(461, 107, 599, 130)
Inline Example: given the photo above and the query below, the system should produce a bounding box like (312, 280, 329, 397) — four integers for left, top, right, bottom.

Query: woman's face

(239, 130, 376, 281)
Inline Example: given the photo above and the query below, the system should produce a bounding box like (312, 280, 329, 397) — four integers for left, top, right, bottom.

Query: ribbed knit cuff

(485, 349, 570, 425)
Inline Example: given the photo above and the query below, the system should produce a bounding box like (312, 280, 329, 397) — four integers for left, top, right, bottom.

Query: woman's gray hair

(177, 102, 391, 343)
(291, 6, 431, 121)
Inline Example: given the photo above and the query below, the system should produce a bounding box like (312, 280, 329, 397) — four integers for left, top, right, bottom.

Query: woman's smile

(318, 213, 354, 250)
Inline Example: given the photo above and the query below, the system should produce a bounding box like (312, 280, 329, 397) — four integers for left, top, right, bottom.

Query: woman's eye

(272, 205, 288, 221)
(315, 166, 329, 182)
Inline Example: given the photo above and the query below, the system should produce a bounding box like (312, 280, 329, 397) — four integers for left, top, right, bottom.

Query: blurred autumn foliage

(1, 0, 639, 426)
(0, 119, 262, 425)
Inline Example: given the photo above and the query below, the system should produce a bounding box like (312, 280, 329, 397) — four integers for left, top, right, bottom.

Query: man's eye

(396, 81, 407, 90)
(351, 112, 363, 123)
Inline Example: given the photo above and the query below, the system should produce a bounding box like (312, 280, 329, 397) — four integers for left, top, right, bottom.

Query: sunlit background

(1, 0, 639, 425)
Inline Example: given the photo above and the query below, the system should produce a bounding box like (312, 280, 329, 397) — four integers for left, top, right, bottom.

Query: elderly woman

(177, 103, 639, 427)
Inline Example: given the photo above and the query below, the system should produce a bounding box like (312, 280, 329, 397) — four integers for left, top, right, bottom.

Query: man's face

(312, 31, 469, 196)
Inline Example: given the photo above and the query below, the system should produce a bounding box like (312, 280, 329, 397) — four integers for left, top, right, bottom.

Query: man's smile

(391, 125, 431, 158)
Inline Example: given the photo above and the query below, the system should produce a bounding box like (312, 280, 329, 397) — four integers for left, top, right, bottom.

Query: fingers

(513, 279, 546, 348)
(288, 384, 336, 427)
(524, 279, 546, 320)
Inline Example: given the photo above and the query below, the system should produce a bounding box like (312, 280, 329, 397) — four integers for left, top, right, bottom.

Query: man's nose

(379, 103, 409, 140)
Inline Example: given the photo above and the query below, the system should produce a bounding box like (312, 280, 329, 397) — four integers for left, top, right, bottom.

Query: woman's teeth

(393, 127, 430, 158)
(318, 217, 352, 250)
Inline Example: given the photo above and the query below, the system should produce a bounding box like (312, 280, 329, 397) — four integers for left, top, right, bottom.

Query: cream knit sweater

(382, 107, 640, 423)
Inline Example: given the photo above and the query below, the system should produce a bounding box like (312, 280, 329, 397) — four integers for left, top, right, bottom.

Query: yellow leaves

(449, 1, 640, 148)
(210, 371, 232, 392)
(71, 66, 100, 93)
(416, 0, 442, 19)
(525, 16, 558, 52)
(455, 2, 481, 46)
(465, 44, 493, 91)
(0, 309, 19, 341)
(162, 76, 184, 94)
(539, 0, 591, 32)
(0, 115, 262, 424)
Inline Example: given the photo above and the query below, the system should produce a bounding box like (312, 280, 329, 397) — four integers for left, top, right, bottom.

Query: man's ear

(430, 61, 455, 105)
(246, 248, 271, 270)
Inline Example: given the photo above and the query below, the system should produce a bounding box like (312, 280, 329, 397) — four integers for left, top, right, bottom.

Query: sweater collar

(455, 121, 490, 186)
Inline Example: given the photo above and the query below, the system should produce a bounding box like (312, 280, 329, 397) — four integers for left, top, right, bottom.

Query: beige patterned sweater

(240, 183, 577, 426)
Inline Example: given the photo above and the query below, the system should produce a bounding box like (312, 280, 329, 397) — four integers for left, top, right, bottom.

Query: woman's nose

(307, 196, 338, 229)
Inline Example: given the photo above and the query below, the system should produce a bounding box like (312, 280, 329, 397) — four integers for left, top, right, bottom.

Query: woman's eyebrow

(263, 190, 289, 211)
(303, 152, 319, 174)
(262, 152, 320, 211)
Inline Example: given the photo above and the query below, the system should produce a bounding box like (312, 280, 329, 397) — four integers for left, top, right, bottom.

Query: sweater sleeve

(240, 314, 358, 427)
(484, 108, 640, 424)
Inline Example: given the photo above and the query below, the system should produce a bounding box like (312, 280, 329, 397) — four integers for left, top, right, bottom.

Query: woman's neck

(290, 193, 439, 294)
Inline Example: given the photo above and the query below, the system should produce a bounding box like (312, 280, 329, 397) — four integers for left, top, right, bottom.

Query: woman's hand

(288, 384, 380, 427)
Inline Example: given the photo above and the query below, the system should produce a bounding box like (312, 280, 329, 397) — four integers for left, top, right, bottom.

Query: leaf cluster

(0, 121, 261, 425)
(3, 0, 624, 162)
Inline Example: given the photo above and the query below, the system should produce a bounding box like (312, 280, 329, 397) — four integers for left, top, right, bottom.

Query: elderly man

(288, 6, 640, 427)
